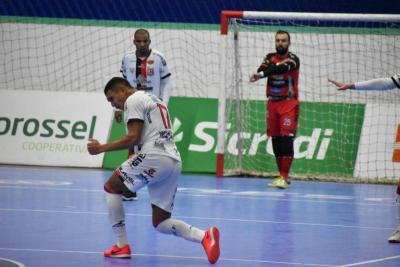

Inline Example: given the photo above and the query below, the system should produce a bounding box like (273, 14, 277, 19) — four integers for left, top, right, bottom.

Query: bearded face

(275, 33, 290, 55)
(276, 44, 289, 55)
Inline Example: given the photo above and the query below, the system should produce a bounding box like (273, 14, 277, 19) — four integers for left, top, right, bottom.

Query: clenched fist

(87, 138, 103, 155)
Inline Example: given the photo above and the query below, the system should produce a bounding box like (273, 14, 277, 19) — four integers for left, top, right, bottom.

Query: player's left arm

(250, 54, 299, 82)
(354, 75, 400, 91)
(160, 76, 171, 105)
(259, 54, 299, 77)
(87, 120, 143, 155)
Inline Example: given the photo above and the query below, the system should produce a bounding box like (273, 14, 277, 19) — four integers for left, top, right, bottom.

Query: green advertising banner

(103, 97, 218, 172)
(103, 97, 364, 177)
(224, 101, 365, 177)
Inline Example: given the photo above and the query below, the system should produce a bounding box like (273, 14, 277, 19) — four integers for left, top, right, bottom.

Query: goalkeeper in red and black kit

(250, 30, 300, 189)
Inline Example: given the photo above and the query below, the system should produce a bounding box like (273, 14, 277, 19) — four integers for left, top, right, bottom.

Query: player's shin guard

(156, 218, 205, 243)
(105, 190, 129, 247)
(272, 136, 283, 175)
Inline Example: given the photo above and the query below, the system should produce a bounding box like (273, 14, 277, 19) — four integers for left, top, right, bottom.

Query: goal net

(217, 11, 400, 183)
(0, 17, 221, 99)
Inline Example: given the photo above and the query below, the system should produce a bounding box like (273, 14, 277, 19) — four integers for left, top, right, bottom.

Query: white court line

(0, 208, 393, 230)
(0, 185, 103, 192)
(0, 185, 395, 207)
(0, 247, 333, 266)
(337, 254, 400, 266)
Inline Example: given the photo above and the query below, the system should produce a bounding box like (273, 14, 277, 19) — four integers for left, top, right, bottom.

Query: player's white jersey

(124, 90, 180, 161)
(120, 49, 171, 99)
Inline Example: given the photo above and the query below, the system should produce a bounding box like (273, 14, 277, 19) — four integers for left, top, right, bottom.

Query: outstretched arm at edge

(329, 74, 400, 91)
(355, 75, 400, 91)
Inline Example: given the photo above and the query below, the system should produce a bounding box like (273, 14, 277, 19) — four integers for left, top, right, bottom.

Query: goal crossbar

(221, 10, 400, 34)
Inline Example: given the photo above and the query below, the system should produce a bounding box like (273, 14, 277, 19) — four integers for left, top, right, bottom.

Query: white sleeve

(159, 54, 171, 79)
(124, 94, 145, 124)
(120, 56, 128, 79)
(354, 75, 400, 91)
(160, 76, 170, 105)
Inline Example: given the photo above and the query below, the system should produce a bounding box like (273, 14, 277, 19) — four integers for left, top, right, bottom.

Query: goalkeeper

(250, 30, 300, 189)
(329, 74, 400, 243)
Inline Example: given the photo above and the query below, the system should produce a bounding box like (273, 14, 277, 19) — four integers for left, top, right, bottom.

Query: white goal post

(217, 11, 400, 182)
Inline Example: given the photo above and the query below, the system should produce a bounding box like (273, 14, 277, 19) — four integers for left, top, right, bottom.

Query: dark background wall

(1, 0, 399, 24)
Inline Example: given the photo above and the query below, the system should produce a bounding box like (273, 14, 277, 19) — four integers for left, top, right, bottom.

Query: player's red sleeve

(257, 54, 273, 73)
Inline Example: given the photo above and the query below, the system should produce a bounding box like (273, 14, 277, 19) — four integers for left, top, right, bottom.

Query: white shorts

(116, 153, 181, 213)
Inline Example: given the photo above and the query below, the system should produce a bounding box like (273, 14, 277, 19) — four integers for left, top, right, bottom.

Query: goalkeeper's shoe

(104, 244, 131, 258)
(268, 176, 291, 189)
(388, 227, 400, 243)
(202, 227, 220, 264)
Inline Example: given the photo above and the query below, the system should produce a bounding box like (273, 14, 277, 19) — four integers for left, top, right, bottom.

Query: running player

(87, 77, 220, 263)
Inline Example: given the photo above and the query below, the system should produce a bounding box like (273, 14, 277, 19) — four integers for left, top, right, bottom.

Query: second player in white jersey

(118, 29, 172, 201)
(124, 90, 179, 161)
(120, 29, 171, 105)
(121, 49, 171, 104)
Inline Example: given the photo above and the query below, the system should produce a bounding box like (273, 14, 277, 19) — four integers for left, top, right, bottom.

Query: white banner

(0, 90, 112, 167)
(354, 103, 400, 179)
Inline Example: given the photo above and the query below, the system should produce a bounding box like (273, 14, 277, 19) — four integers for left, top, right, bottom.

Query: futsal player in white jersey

(87, 77, 220, 263)
(121, 28, 171, 104)
(118, 29, 172, 201)
(329, 74, 400, 243)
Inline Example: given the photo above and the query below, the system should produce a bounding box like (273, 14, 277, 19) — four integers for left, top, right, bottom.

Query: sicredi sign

(183, 120, 333, 160)
(0, 90, 112, 167)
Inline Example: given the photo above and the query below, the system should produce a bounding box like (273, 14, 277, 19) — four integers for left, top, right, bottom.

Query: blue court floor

(0, 165, 399, 267)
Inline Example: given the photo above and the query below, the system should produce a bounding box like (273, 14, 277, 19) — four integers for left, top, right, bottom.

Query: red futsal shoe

(201, 227, 220, 264)
(103, 244, 131, 258)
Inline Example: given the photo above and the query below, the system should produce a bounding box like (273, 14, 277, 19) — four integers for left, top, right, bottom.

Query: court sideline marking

(0, 208, 393, 230)
(0, 184, 396, 207)
(337, 254, 400, 266)
(0, 247, 334, 266)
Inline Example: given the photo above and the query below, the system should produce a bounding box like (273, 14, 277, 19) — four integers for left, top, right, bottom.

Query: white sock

(156, 218, 205, 243)
(105, 192, 129, 247)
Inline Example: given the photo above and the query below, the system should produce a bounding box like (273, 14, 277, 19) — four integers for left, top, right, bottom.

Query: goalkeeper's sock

(280, 156, 293, 181)
(276, 157, 283, 177)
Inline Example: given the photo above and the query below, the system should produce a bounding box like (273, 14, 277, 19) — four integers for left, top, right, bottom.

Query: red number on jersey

(156, 103, 171, 129)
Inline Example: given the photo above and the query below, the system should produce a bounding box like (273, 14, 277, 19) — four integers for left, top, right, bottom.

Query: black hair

(134, 28, 150, 40)
(104, 77, 131, 94)
(276, 30, 291, 42)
